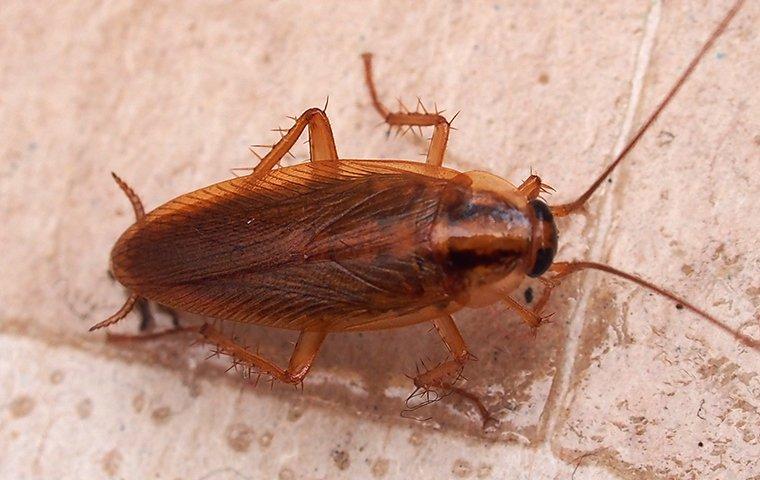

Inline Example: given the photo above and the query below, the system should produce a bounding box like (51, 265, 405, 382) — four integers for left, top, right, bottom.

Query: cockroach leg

(106, 325, 199, 343)
(533, 276, 559, 316)
(518, 174, 556, 201)
(198, 324, 327, 385)
(101, 303, 191, 342)
(502, 295, 551, 332)
(251, 108, 338, 176)
(406, 315, 495, 426)
(136, 297, 154, 331)
(361, 53, 451, 167)
(136, 300, 180, 331)
(413, 316, 473, 389)
(155, 303, 181, 328)
(518, 175, 543, 201)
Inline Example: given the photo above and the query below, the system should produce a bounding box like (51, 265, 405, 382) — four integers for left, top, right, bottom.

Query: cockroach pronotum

(90, 0, 756, 423)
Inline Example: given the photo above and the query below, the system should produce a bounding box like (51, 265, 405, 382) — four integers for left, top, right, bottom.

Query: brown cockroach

(91, 1, 756, 420)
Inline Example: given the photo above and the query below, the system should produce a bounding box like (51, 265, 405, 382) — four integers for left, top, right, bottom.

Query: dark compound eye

(530, 199, 554, 222)
(527, 200, 558, 278)
(528, 247, 555, 277)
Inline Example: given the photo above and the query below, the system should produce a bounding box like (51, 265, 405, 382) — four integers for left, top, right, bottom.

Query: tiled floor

(2, 1, 757, 478)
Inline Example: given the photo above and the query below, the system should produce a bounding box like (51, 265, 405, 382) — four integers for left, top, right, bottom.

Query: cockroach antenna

(551, 0, 745, 217)
(540, 0, 757, 351)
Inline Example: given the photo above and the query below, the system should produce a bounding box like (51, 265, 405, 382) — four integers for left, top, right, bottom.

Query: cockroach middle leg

(361, 53, 451, 167)
(251, 107, 338, 177)
(199, 324, 327, 385)
(412, 316, 473, 388)
(407, 315, 494, 426)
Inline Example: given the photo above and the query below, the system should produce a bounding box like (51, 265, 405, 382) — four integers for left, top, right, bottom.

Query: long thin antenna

(551, 0, 745, 217)
(549, 261, 758, 351)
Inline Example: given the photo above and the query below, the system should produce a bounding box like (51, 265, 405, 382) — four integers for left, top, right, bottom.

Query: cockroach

(91, 1, 756, 421)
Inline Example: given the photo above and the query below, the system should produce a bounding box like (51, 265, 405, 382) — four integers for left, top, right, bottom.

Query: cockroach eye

(527, 200, 558, 277)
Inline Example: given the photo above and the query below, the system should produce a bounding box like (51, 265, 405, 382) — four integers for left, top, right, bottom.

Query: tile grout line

(535, 0, 662, 456)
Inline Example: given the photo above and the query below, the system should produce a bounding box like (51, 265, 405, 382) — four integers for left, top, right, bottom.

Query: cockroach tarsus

(91, 1, 756, 424)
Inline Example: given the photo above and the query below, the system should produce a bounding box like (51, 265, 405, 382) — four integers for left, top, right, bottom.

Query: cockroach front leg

(502, 295, 554, 332)
(362, 53, 451, 167)
(518, 175, 556, 201)
(251, 107, 338, 177)
(199, 324, 326, 385)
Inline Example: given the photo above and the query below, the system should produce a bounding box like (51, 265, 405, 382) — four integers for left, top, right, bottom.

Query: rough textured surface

(1, 1, 758, 479)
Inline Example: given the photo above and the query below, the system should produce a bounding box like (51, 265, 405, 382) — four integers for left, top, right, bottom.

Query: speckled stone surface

(1, 1, 758, 479)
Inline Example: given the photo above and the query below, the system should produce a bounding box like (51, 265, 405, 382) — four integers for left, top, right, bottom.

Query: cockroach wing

(111, 160, 463, 331)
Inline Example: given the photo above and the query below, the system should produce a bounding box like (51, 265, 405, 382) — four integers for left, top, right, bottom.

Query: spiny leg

(90, 173, 145, 332)
(413, 316, 472, 388)
(251, 107, 338, 177)
(502, 295, 554, 332)
(199, 324, 327, 385)
(518, 174, 556, 201)
(407, 315, 494, 426)
(361, 53, 452, 167)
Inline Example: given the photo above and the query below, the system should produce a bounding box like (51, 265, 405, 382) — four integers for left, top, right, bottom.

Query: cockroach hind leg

(105, 325, 199, 343)
(136, 297, 154, 331)
(154, 303, 181, 328)
(361, 53, 451, 167)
